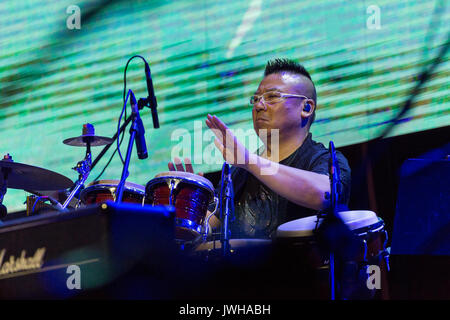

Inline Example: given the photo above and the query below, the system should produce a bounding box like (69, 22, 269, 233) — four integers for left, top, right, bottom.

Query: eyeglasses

(249, 91, 309, 107)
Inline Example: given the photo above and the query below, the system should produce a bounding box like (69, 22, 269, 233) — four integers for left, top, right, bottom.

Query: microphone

(144, 62, 160, 129)
(130, 90, 148, 159)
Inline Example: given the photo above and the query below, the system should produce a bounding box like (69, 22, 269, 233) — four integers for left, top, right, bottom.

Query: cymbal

(63, 135, 114, 147)
(0, 159, 73, 190)
(63, 123, 113, 147)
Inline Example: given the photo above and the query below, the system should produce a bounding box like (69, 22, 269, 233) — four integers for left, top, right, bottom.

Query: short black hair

(264, 58, 317, 125)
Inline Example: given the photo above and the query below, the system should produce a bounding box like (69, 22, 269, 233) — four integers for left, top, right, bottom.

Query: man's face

(252, 72, 309, 138)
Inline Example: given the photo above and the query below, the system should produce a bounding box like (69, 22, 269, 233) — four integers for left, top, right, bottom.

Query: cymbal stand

(62, 139, 92, 210)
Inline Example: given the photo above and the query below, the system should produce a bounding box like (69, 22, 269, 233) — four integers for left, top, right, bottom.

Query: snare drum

(276, 211, 389, 300)
(144, 171, 216, 242)
(80, 180, 145, 205)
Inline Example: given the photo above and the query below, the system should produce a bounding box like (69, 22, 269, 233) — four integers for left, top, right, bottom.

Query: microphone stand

(220, 162, 233, 257)
(115, 90, 140, 203)
(91, 56, 159, 174)
(90, 94, 158, 174)
(327, 141, 341, 300)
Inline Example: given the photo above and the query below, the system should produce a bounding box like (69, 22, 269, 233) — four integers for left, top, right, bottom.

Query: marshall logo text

(0, 248, 46, 276)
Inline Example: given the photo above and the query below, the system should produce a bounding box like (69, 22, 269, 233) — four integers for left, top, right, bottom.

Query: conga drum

(276, 211, 389, 300)
(144, 171, 216, 243)
(80, 180, 145, 205)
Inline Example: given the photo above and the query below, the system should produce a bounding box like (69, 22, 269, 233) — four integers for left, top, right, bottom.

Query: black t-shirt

(215, 133, 351, 239)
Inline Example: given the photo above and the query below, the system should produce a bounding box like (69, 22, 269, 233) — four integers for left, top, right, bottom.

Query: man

(169, 58, 351, 239)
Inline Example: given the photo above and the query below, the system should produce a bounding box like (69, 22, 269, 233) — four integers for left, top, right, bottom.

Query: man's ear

(301, 99, 315, 127)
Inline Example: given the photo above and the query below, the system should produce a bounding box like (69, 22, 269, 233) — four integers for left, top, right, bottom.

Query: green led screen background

(1, 0, 449, 212)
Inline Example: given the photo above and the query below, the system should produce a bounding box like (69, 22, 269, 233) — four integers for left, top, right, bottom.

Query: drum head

(276, 211, 380, 239)
(337, 210, 379, 231)
(276, 215, 321, 238)
(148, 171, 214, 194)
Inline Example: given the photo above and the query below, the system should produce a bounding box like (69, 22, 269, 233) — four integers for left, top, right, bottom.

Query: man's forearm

(245, 154, 330, 210)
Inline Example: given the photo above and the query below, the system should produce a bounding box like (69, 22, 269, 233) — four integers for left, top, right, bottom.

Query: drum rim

(176, 218, 203, 236)
(276, 215, 320, 238)
(85, 179, 145, 191)
(352, 218, 385, 236)
(337, 210, 379, 230)
(145, 172, 214, 194)
(276, 214, 385, 239)
(80, 180, 145, 202)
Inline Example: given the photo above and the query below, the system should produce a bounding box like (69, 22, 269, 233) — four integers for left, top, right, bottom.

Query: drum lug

(382, 230, 390, 272)
(383, 230, 389, 251)
(168, 179, 182, 205)
(362, 239, 368, 263)
(202, 195, 219, 241)
(384, 247, 391, 272)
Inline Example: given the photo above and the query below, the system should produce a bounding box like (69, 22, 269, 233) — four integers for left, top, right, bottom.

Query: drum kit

(0, 123, 219, 246)
(0, 122, 390, 299)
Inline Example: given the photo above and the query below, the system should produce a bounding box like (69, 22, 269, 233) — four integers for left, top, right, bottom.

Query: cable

(117, 89, 132, 163)
(31, 196, 49, 214)
(92, 55, 148, 182)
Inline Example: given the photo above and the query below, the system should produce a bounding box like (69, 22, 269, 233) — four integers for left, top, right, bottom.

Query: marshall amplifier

(0, 201, 177, 299)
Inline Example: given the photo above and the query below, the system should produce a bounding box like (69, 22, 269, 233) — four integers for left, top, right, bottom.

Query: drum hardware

(62, 154, 91, 210)
(202, 196, 219, 242)
(62, 124, 100, 210)
(362, 239, 368, 262)
(80, 180, 145, 205)
(381, 230, 390, 272)
(115, 89, 149, 203)
(168, 179, 179, 205)
(382, 247, 391, 272)
(0, 154, 73, 217)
